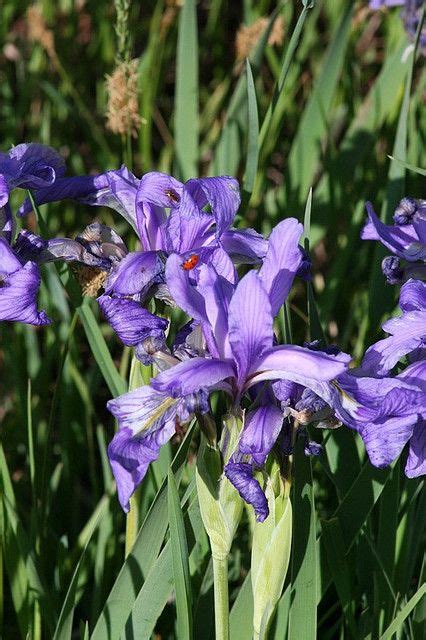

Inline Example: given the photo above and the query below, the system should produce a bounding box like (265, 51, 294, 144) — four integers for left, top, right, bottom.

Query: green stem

(213, 555, 229, 640)
(125, 493, 139, 558)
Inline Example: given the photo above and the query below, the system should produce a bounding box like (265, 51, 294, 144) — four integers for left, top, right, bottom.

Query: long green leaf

(168, 469, 193, 640)
(288, 440, 317, 640)
(175, 0, 198, 179)
(380, 585, 426, 640)
(91, 424, 195, 639)
(77, 299, 127, 398)
(243, 59, 259, 194)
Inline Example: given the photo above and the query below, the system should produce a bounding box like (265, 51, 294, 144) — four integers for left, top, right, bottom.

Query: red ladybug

(182, 254, 199, 270)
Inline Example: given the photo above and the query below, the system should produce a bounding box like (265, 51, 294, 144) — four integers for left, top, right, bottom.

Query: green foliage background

(0, 1, 424, 638)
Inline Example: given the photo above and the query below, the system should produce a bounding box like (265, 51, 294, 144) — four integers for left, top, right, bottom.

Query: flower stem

(213, 555, 229, 640)
(125, 492, 139, 558)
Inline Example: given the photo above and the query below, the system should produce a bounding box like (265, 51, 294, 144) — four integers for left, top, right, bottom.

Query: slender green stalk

(213, 555, 229, 640)
(125, 495, 140, 559)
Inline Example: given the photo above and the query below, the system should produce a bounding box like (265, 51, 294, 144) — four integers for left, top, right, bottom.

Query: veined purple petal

(0, 176, 8, 208)
(258, 218, 304, 316)
(239, 405, 283, 465)
(104, 250, 163, 297)
(399, 279, 426, 312)
(405, 421, 426, 478)
(185, 176, 241, 237)
(151, 357, 235, 397)
(224, 461, 269, 522)
(198, 246, 237, 284)
(0, 260, 50, 325)
(196, 263, 234, 359)
(98, 295, 168, 347)
(108, 423, 175, 511)
(18, 166, 139, 231)
(228, 271, 274, 387)
(0, 237, 22, 274)
(163, 186, 213, 254)
(220, 228, 268, 265)
(135, 201, 167, 251)
(362, 310, 426, 375)
(361, 202, 420, 260)
(136, 171, 183, 208)
(165, 253, 207, 323)
(249, 345, 350, 388)
(4, 143, 65, 195)
(165, 253, 220, 356)
(107, 384, 178, 434)
(107, 385, 180, 510)
(359, 414, 417, 469)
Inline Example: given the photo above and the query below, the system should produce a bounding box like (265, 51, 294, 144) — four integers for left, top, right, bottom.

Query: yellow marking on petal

(134, 396, 178, 436)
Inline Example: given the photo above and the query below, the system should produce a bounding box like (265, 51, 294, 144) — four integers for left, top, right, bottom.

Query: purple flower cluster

(2, 141, 424, 522)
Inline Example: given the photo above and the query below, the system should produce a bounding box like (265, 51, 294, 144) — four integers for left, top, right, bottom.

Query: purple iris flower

(362, 199, 426, 284)
(362, 279, 426, 375)
(333, 361, 426, 478)
(0, 143, 65, 208)
(19, 167, 268, 354)
(107, 219, 350, 520)
(0, 236, 50, 325)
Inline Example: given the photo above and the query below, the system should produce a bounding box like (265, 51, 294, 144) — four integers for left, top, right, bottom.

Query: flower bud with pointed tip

(195, 415, 243, 559)
(251, 467, 292, 639)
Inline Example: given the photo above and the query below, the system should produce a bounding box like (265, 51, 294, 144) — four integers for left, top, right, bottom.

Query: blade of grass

(168, 469, 193, 640)
(243, 59, 259, 195)
(288, 439, 317, 640)
(91, 423, 195, 639)
(175, 0, 198, 180)
(380, 585, 426, 640)
(77, 298, 127, 398)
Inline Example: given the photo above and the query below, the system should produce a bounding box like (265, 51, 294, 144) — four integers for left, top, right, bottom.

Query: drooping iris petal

(151, 356, 235, 397)
(104, 250, 164, 297)
(98, 295, 168, 347)
(258, 218, 304, 317)
(0, 237, 22, 274)
(361, 202, 421, 261)
(238, 405, 283, 465)
(248, 344, 350, 388)
(107, 386, 180, 510)
(0, 261, 50, 325)
(109, 422, 176, 512)
(228, 271, 273, 387)
(18, 166, 139, 231)
(358, 414, 417, 469)
(399, 279, 426, 312)
(0, 143, 65, 207)
(224, 461, 269, 522)
(185, 176, 241, 237)
(362, 311, 426, 375)
(405, 421, 426, 478)
(220, 228, 268, 265)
